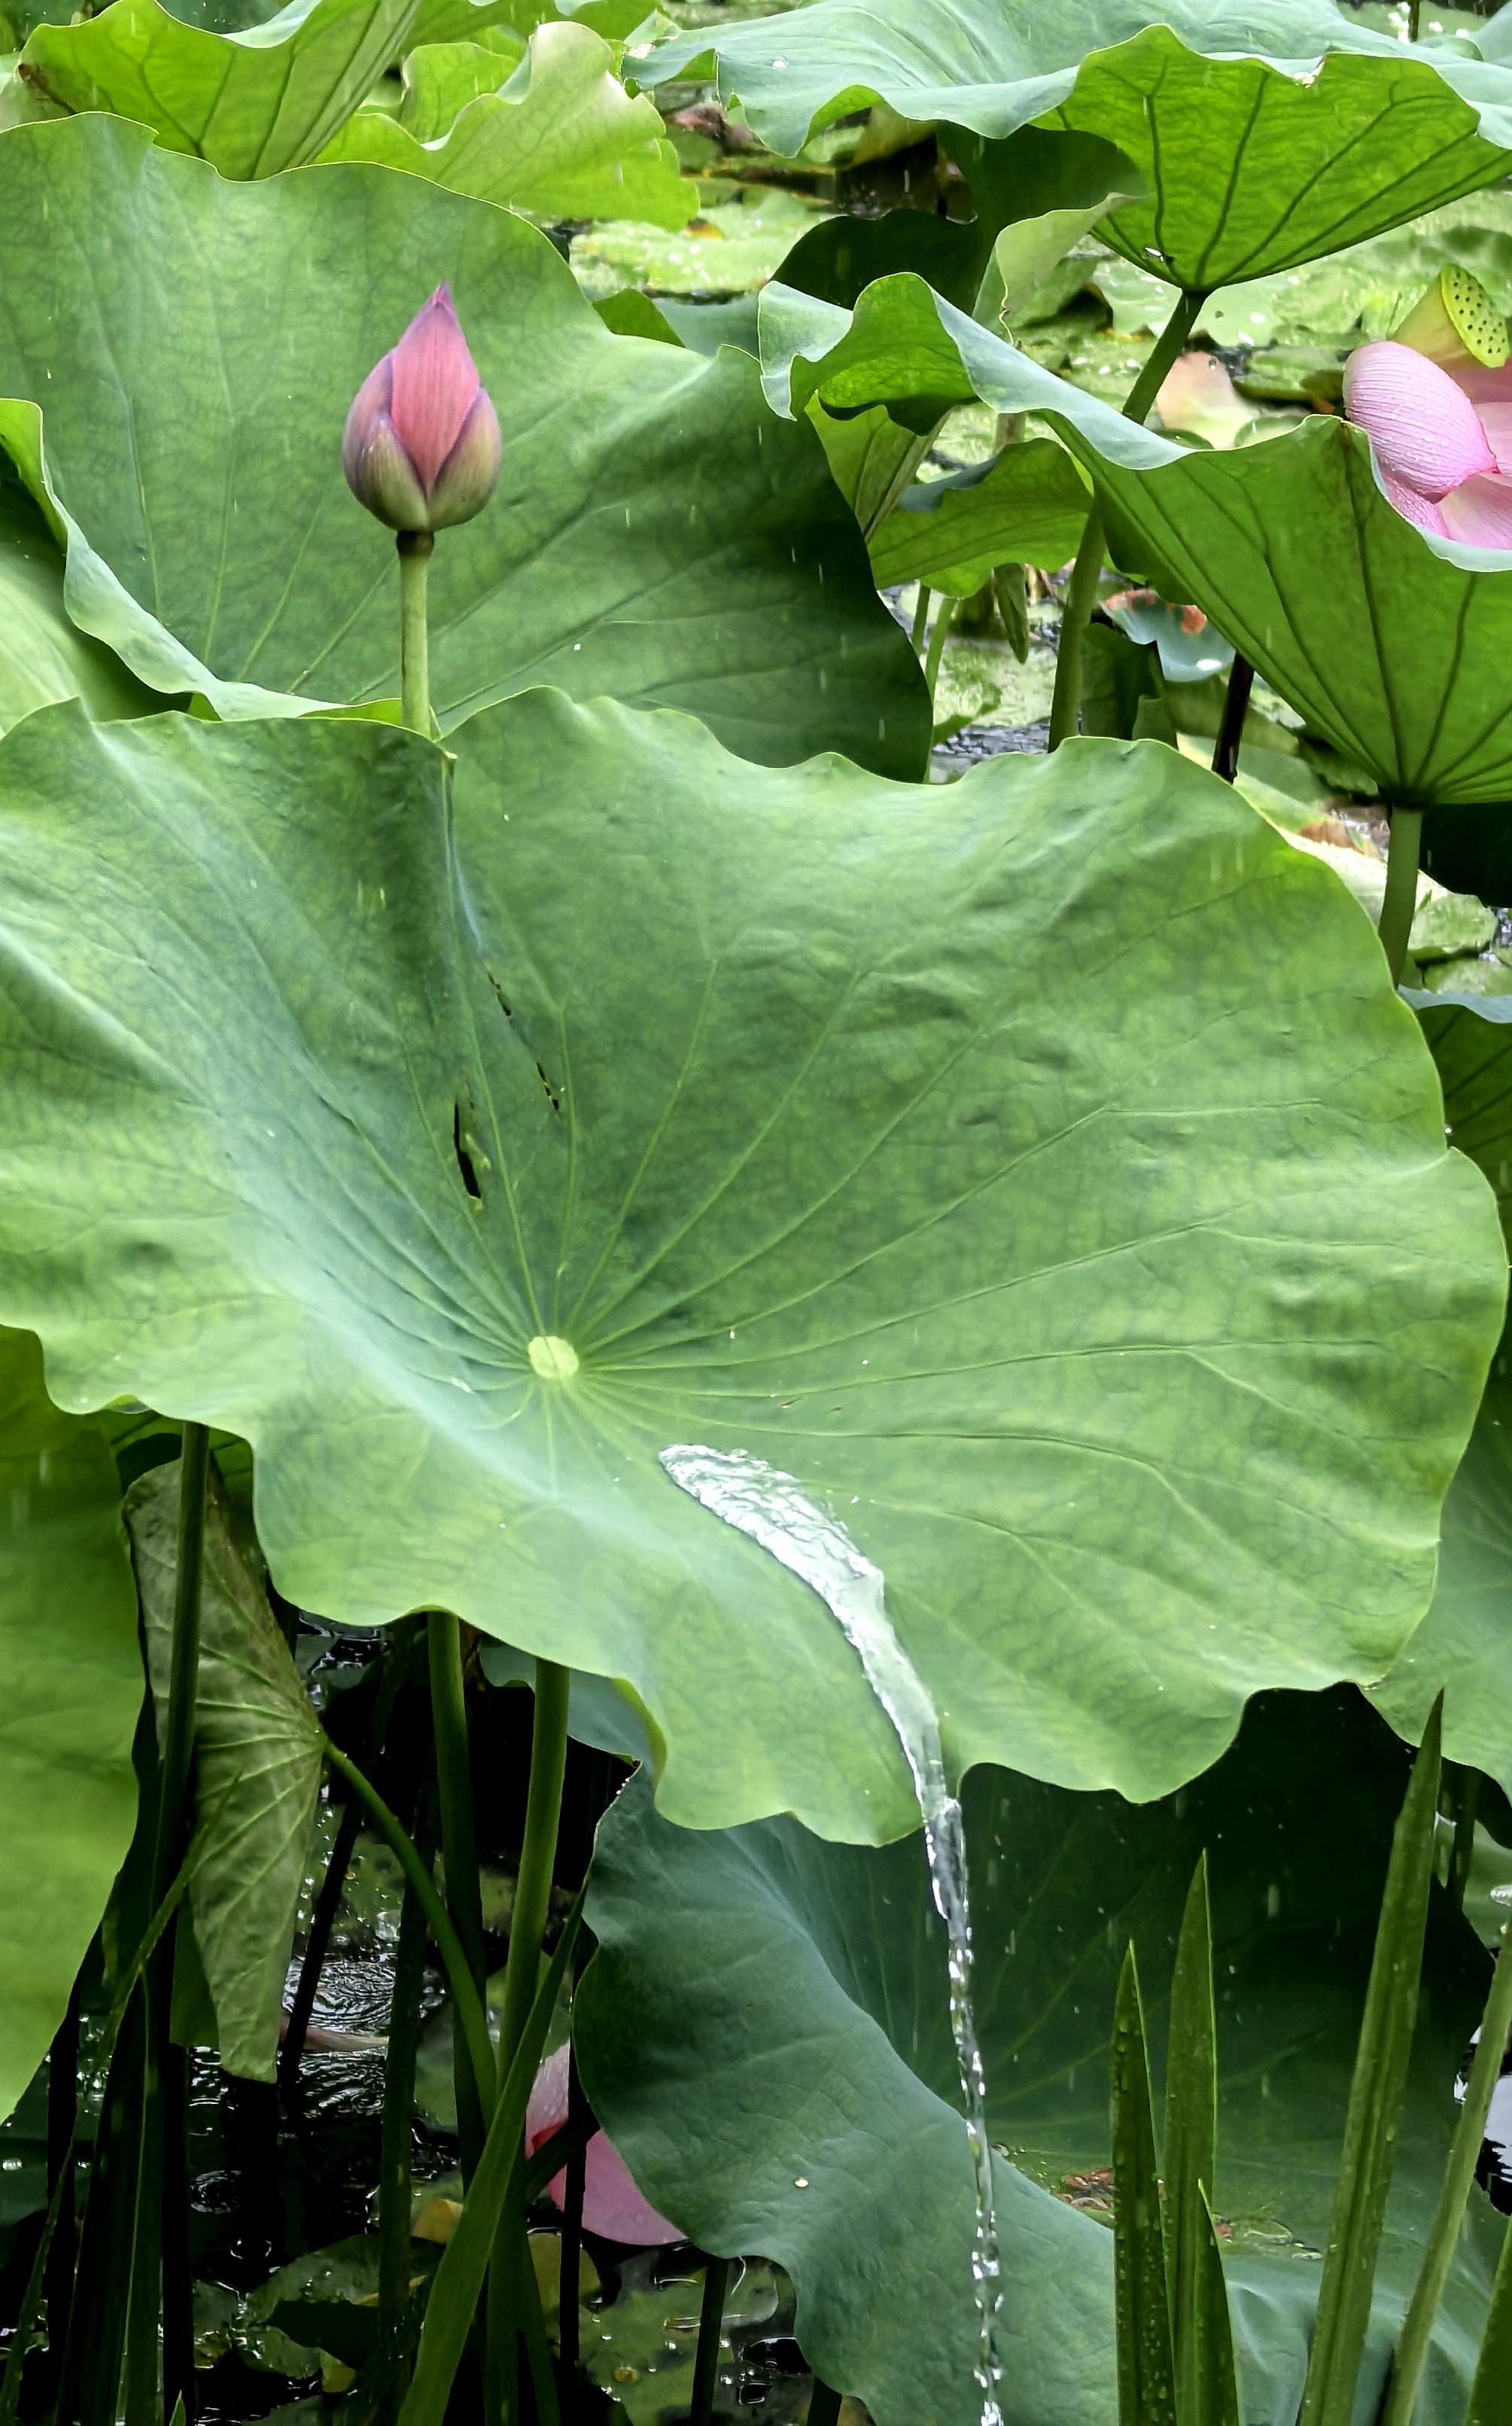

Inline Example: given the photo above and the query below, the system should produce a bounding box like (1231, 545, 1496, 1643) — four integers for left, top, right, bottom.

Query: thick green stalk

(129, 1426, 211, 2426)
(428, 1612, 487, 2183)
(497, 1663, 571, 2086)
(1298, 1701, 1443, 2426)
(1047, 509, 1107, 751)
(397, 531, 433, 735)
(910, 583, 932, 655)
(321, 1736, 494, 2119)
(1381, 1919, 1512, 2426)
(1048, 288, 1206, 752)
(488, 1663, 571, 2422)
(1377, 809, 1424, 986)
(42, 1980, 80, 2401)
(923, 592, 960, 707)
(1210, 656, 1255, 784)
(379, 1796, 438, 2421)
(690, 2258, 731, 2426)
(806, 2383, 843, 2426)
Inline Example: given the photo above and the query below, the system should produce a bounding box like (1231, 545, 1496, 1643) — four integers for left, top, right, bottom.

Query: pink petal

(525, 2046, 683, 2247)
(389, 283, 482, 497)
(1380, 468, 1450, 536)
(426, 388, 503, 531)
(1441, 469, 1512, 549)
(1344, 339, 1495, 498)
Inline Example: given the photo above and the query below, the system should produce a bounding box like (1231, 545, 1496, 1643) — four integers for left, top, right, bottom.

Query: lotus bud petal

(1378, 469, 1450, 537)
(1392, 264, 1509, 371)
(1343, 340, 1495, 499)
(1440, 468, 1512, 549)
(524, 2047, 682, 2246)
(342, 282, 500, 534)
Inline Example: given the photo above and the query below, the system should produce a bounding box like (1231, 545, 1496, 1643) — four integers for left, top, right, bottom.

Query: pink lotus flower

(1343, 269, 1512, 549)
(342, 283, 500, 534)
(525, 2046, 683, 2246)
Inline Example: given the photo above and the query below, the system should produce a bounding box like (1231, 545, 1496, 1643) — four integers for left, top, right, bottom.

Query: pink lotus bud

(342, 284, 500, 534)
(1343, 340, 1495, 500)
(525, 2046, 683, 2246)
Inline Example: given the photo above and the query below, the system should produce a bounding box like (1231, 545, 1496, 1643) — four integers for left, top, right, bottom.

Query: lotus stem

(429, 1611, 487, 2183)
(911, 583, 932, 654)
(1049, 288, 1206, 753)
(1382, 1918, 1512, 2426)
(807, 2382, 844, 2426)
(398, 530, 434, 736)
(1048, 509, 1106, 750)
(1378, 808, 1424, 986)
(923, 591, 960, 705)
(1211, 654, 1255, 782)
(690, 2256, 732, 2426)
(496, 1662, 571, 2087)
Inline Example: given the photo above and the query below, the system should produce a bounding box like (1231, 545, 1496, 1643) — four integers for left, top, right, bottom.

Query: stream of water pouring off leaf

(659, 1445, 1002, 2425)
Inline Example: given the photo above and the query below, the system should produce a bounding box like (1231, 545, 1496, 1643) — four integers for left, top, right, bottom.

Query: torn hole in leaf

(536, 1062, 561, 1116)
(453, 1102, 482, 1201)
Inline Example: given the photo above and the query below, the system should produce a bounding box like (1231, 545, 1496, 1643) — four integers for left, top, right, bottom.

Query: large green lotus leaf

(0, 472, 157, 737)
(0, 1330, 141, 2123)
(1368, 994, 1512, 1794)
(319, 20, 690, 227)
(1045, 27, 1510, 294)
(0, 118, 918, 773)
(0, 695, 1501, 1838)
(866, 439, 1091, 595)
(15, 0, 424, 176)
(577, 1688, 1501, 2426)
(644, 1, 1512, 266)
(129, 1458, 323, 2083)
(759, 272, 1512, 805)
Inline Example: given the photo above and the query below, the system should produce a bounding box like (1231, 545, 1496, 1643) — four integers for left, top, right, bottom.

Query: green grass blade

(397, 1892, 584, 2426)
(1113, 1945, 1178, 2426)
(1465, 2196, 1512, 2426)
(1164, 1855, 1217, 2426)
(1191, 2191, 1240, 2426)
(1383, 1913, 1512, 2426)
(1298, 1696, 1444, 2426)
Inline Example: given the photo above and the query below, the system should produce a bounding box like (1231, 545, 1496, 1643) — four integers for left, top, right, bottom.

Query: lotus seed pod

(1392, 264, 1510, 373)
(342, 282, 501, 534)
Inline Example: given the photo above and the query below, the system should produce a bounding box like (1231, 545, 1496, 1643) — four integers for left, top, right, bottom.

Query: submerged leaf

(128, 1459, 323, 2081)
(0, 694, 1496, 1837)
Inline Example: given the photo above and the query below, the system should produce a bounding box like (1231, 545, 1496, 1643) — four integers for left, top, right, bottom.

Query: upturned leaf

(127, 1458, 323, 2081)
(16, 0, 424, 176)
(645, 0, 1512, 275)
(0, 1331, 140, 2123)
(758, 272, 1512, 805)
(319, 20, 692, 228)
